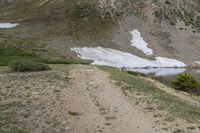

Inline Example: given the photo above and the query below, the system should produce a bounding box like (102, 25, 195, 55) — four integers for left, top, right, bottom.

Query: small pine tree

(171, 73, 200, 95)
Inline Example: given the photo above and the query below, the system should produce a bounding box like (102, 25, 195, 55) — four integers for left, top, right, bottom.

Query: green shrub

(171, 73, 200, 95)
(0, 48, 44, 66)
(126, 70, 146, 77)
(42, 58, 90, 65)
(126, 71, 138, 76)
(10, 60, 51, 72)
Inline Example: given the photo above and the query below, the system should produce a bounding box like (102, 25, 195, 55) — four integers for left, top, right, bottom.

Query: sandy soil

(0, 65, 199, 133)
(67, 65, 156, 133)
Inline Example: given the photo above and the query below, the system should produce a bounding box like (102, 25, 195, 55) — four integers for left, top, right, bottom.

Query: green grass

(10, 60, 51, 72)
(0, 48, 90, 67)
(0, 66, 10, 74)
(70, 4, 97, 18)
(68, 111, 81, 116)
(100, 66, 200, 123)
(0, 48, 41, 66)
(126, 70, 145, 76)
(0, 101, 24, 112)
(42, 57, 90, 65)
(0, 101, 26, 133)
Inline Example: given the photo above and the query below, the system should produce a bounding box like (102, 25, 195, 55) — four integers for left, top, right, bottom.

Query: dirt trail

(67, 65, 158, 133)
(1, 65, 199, 133)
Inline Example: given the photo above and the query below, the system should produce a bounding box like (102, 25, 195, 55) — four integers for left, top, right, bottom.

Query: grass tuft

(68, 111, 80, 116)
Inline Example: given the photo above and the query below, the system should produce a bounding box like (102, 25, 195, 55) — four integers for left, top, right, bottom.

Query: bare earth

(0, 65, 199, 133)
(140, 77, 200, 106)
(68, 65, 156, 133)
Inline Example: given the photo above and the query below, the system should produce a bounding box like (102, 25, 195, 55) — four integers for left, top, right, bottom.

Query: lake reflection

(129, 68, 186, 77)
(127, 68, 200, 85)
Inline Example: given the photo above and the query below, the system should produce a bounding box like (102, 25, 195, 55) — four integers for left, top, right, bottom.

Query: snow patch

(39, 0, 49, 6)
(130, 29, 153, 55)
(194, 61, 200, 64)
(0, 23, 18, 29)
(154, 57, 186, 68)
(71, 47, 186, 69)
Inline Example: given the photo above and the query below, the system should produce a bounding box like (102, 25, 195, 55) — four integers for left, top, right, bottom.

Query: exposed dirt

(140, 76, 200, 106)
(68, 65, 156, 133)
(1, 65, 199, 133)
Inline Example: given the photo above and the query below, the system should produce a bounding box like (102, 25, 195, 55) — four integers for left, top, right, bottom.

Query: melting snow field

(71, 47, 187, 76)
(0, 23, 18, 28)
(195, 61, 200, 64)
(71, 47, 186, 69)
(130, 29, 153, 55)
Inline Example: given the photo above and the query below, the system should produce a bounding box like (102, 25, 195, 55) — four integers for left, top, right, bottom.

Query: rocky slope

(0, 0, 200, 64)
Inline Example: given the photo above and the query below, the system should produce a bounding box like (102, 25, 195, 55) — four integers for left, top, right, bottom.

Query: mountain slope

(0, 0, 200, 64)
